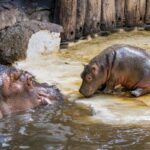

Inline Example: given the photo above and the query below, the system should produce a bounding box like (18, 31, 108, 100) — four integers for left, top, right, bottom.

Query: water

(1, 31, 150, 149)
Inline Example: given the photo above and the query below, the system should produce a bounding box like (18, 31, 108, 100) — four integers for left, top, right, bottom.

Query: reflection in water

(1, 103, 150, 150)
(0, 31, 149, 149)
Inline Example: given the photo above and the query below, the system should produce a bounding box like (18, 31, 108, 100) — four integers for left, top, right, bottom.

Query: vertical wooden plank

(75, 0, 87, 39)
(139, 0, 146, 26)
(54, 0, 77, 41)
(125, 0, 137, 27)
(83, 0, 101, 36)
(115, 0, 125, 27)
(101, 0, 116, 31)
(125, 0, 146, 27)
(145, 0, 150, 24)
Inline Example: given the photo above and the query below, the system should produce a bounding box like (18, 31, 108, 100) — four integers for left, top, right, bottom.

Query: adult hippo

(79, 44, 150, 97)
(0, 65, 63, 117)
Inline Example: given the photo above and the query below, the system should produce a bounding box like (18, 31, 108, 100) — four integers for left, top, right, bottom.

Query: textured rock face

(0, 2, 27, 30)
(27, 31, 61, 59)
(0, 20, 63, 65)
(0, 0, 55, 26)
(0, 1, 63, 65)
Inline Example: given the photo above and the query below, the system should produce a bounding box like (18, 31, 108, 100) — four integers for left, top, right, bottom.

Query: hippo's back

(103, 45, 150, 87)
(91, 44, 150, 64)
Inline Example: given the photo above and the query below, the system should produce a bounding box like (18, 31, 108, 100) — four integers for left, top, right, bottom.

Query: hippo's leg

(103, 78, 116, 94)
(131, 88, 150, 97)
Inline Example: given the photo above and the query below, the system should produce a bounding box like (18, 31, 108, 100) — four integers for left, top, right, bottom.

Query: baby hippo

(79, 44, 150, 97)
(0, 65, 63, 116)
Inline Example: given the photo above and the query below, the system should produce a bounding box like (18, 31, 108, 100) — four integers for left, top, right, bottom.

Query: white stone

(27, 30, 61, 59)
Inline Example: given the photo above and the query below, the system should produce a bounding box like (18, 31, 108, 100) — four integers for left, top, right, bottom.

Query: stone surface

(27, 31, 61, 59)
(0, 20, 63, 65)
(0, 2, 27, 30)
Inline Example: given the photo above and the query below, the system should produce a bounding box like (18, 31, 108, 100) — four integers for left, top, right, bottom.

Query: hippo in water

(0, 65, 63, 117)
(79, 44, 150, 97)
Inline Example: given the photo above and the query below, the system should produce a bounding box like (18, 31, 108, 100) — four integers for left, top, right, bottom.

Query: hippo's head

(0, 70, 63, 115)
(79, 63, 106, 97)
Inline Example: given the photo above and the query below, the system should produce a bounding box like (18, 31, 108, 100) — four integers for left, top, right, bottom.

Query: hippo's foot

(130, 88, 150, 97)
(103, 79, 115, 95)
(103, 88, 113, 94)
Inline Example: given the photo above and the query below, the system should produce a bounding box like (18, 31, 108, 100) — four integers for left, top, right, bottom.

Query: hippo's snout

(79, 87, 93, 98)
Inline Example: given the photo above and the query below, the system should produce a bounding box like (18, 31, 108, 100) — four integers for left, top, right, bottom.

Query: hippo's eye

(86, 75, 92, 82)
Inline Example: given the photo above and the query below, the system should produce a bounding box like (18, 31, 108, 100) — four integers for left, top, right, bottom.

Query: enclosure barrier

(52, 0, 150, 41)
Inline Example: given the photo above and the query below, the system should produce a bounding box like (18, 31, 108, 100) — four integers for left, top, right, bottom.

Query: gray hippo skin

(79, 44, 150, 97)
(0, 65, 63, 117)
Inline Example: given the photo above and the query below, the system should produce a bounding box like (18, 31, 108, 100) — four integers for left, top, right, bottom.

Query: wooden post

(54, 0, 77, 41)
(125, 0, 146, 27)
(83, 0, 101, 36)
(139, 0, 146, 25)
(75, 0, 87, 39)
(101, 0, 116, 31)
(115, 0, 125, 27)
(145, 0, 150, 24)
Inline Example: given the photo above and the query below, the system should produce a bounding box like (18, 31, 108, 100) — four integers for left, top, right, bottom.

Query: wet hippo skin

(0, 65, 63, 117)
(79, 44, 150, 97)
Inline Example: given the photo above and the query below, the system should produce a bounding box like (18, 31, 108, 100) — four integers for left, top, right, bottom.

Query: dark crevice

(118, 17, 122, 21)
(79, 26, 82, 32)
(70, 31, 74, 35)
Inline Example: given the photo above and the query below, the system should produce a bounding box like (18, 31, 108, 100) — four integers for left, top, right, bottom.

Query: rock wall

(0, 20, 63, 65)
(0, 0, 150, 42)
(0, 1, 63, 65)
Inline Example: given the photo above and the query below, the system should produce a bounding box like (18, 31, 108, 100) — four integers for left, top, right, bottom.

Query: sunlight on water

(14, 30, 150, 125)
(77, 95, 150, 125)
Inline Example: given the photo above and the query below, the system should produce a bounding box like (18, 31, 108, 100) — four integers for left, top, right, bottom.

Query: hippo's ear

(91, 63, 99, 76)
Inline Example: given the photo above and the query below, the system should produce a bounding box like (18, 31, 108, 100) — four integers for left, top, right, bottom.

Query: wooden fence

(52, 0, 150, 41)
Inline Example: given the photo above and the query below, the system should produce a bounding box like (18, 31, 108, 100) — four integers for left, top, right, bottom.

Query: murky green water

(1, 31, 150, 149)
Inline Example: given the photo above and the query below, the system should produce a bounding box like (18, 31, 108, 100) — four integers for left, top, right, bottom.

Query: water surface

(2, 31, 150, 149)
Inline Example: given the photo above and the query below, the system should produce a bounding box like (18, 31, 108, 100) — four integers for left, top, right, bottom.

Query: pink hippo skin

(79, 44, 150, 97)
(0, 65, 63, 117)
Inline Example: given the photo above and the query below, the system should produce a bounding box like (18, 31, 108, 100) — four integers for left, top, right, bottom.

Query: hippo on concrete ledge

(0, 64, 63, 117)
(79, 44, 150, 97)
